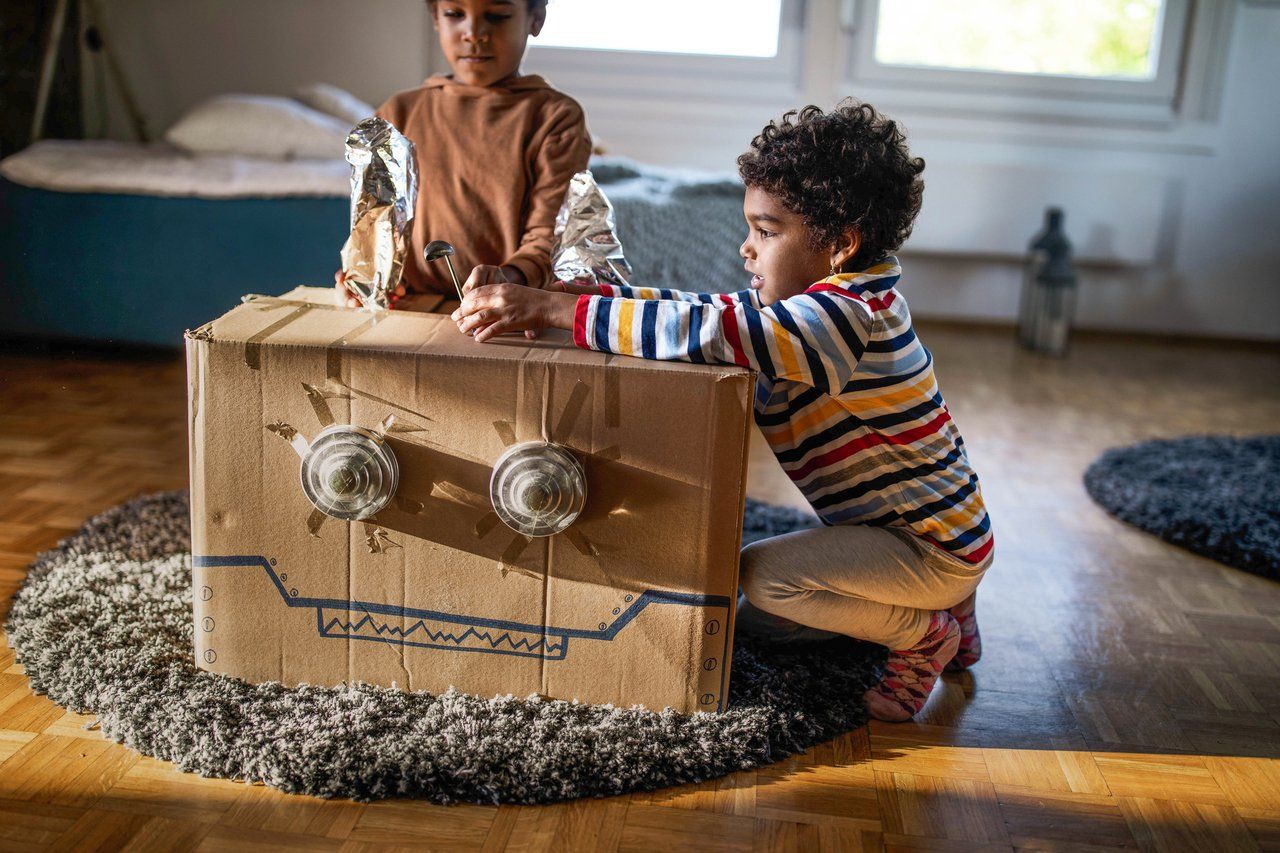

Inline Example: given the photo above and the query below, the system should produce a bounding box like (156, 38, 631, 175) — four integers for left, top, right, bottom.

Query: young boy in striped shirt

(452, 101, 993, 721)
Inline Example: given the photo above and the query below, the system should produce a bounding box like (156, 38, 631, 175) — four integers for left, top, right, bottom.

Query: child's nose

(739, 239, 753, 260)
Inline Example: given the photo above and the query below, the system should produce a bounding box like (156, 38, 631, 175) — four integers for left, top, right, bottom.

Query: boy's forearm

(545, 291, 580, 330)
(570, 293, 733, 366)
(569, 291, 859, 389)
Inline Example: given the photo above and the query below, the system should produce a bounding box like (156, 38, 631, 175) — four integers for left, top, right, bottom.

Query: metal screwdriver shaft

(424, 241, 464, 301)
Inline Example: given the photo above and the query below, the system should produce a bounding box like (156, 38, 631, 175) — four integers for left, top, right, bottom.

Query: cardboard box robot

(186, 287, 754, 712)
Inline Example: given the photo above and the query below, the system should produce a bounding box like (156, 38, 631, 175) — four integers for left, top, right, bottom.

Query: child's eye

(442, 8, 463, 17)
(757, 228, 775, 239)
(485, 13, 512, 23)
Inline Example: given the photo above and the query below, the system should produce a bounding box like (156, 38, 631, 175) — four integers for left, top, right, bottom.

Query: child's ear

(528, 5, 546, 36)
(830, 230, 862, 272)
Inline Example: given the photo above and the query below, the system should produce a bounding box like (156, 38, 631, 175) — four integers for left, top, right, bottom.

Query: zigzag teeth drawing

(323, 613, 563, 654)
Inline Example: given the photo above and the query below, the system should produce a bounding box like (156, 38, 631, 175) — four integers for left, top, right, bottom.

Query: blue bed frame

(0, 178, 348, 348)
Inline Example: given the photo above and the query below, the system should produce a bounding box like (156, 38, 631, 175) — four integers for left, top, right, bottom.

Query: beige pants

(736, 524, 990, 651)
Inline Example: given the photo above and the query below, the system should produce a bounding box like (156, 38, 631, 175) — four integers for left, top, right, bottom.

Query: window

(535, 0, 783, 58)
(843, 0, 1193, 122)
(874, 0, 1165, 80)
(525, 0, 803, 104)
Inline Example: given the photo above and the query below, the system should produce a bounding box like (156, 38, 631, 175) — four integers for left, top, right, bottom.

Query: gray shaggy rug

(5, 491, 883, 804)
(1084, 434, 1280, 581)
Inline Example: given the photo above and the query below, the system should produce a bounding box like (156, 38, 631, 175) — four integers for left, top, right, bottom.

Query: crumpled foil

(551, 170, 633, 288)
(339, 117, 418, 310)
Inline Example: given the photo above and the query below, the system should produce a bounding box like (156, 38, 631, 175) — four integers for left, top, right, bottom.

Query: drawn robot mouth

(193, 555, 730, 669)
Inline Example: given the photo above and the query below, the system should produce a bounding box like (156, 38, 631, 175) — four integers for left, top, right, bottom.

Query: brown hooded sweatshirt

(376, 73, 592, 294)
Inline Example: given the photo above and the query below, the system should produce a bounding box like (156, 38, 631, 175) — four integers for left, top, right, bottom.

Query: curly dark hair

(737, 100, 925, 272)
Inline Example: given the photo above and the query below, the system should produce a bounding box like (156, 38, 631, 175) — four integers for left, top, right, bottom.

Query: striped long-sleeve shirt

(571, 258, 994, 565)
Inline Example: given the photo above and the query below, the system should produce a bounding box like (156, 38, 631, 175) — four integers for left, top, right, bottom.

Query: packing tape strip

(605, 368, 621, 428)
(363, 523, 401, 554)
(237, 291, 442, 373)
(552, 381, 591, 444)
(186, 323, 214, 342)
(303, 311, 381, 429)
(326, 315, 382, 382)
(395, 495, 424, 514)
(266, 421, 311, 458)
(492, 420, 518, 448)
(302, 383, 337, 429)
(243, 293, 448, 314)
(501, 534, 532, 564)
(243, 305, 313, 370)
(243, 294, 376, 312)
(430, 480, 490, 511)
(475, 511, 502, 538)
(306, 507, 328, 537)
(562, 527, 598, 558)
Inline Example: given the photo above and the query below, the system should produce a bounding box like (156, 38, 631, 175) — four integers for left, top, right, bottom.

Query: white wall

(83, 0, 1280, 340)
(904, 4, 1280, 341)
(81, 0, 433, 141)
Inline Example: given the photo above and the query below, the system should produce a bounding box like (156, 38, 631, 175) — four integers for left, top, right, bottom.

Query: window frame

(841, 0, 1194, 122)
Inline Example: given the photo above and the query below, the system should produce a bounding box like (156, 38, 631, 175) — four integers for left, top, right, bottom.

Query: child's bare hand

(334, 270, 359, 307)
(452, 283, 576, 344)
(334, 270, 406, 308)
(461, 264, 511, 295)
(462, 266, 542, 337)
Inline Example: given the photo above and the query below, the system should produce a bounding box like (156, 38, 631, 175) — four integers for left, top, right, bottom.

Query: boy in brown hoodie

(338, 0, 592, 303)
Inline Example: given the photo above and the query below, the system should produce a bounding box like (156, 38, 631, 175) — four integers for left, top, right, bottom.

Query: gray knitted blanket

(592, 156, 748, 296)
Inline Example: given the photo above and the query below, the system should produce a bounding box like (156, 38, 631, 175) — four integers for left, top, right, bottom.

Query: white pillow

(164, 94, 349, 161)
(294, 83, 376, 127)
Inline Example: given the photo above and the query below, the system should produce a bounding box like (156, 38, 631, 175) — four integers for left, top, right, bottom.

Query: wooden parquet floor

(1, 324, 1279, 852)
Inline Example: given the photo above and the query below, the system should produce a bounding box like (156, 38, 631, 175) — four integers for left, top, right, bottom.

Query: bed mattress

(0, 140, 348, 198)
(0, 140, 352, 347)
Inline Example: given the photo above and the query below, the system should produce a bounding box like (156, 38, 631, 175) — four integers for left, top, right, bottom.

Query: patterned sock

(944, 592, 981, 672)
(863, 611, 960, 722)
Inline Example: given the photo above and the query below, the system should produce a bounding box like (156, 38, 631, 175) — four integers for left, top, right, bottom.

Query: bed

(0, 140, 349, 348)
(1, 139, 748, 348)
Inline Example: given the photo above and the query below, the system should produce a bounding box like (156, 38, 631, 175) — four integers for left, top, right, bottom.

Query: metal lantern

(1017, 207, 1078, 357)
(300, 425, 400, 521)
(489, 441, 587, 537)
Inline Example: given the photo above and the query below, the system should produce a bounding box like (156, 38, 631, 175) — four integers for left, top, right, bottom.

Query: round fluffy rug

(5, 491, 882, 804)
(1084, 434, 1280, 581)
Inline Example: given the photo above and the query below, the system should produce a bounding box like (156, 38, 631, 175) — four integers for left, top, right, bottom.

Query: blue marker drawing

(193, 555, 733, 708)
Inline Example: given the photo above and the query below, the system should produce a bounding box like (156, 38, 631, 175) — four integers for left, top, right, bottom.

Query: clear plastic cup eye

(301, 426, 399, 521)
(490, 441, 586, 537)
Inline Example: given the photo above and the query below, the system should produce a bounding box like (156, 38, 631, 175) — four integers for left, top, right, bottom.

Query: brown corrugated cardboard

(186, 287, 753, 713)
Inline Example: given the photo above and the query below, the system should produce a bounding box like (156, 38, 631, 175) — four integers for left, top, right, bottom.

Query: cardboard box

(185, 287, 753, 712)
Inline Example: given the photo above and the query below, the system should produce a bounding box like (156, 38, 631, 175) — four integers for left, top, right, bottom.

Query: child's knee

(738, 540, 793, 608)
